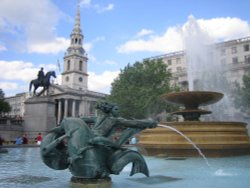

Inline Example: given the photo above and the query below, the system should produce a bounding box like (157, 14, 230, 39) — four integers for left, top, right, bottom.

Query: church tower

(62, 5, 88, 90)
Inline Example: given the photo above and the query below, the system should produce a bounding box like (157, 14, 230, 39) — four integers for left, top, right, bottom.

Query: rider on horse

(38, 67, 45, 85)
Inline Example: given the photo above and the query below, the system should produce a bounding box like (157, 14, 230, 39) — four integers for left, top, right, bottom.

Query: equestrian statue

(29, 67, 56, 96)
(40, 102, 157, 184)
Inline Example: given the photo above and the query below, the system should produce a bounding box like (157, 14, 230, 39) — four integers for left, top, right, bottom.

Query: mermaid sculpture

(40, 102, 157, 182)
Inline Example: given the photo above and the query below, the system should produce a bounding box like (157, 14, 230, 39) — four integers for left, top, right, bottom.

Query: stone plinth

(138, 121, 250, 157)
(24, 96, 56, 138)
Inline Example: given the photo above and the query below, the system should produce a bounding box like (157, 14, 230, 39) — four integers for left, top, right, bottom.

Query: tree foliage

(0, 89, 11, 115)
(232, 74, 250, 113)
(107, 59, 179, 119)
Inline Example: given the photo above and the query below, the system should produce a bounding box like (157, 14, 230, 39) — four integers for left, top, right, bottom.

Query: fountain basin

(138, 121, 250, 157)
(161, 91, 224, 108)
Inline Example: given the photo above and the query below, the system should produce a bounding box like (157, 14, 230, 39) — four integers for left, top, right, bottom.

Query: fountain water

(1, 147, 250, 188)
(158, 124, 210, 166)
(184, 16, 237, 121)
(138, 16, 250, 157)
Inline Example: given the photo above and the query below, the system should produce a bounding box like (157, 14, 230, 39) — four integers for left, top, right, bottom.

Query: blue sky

(1, 0, 250, 96)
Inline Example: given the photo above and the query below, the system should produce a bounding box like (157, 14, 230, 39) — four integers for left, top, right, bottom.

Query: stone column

(64, 99, 68, 118)
(57, 99, 62, 125)
(72, 100, 76, 117)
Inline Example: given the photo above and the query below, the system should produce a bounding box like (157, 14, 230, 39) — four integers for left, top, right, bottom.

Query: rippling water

(1, 147, 250, 188)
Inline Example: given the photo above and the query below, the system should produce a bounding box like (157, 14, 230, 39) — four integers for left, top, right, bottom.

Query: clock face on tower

(79, 77, 83, 82)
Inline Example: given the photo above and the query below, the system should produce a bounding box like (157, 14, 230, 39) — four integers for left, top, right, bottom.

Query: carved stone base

(70, 176, 112, 188)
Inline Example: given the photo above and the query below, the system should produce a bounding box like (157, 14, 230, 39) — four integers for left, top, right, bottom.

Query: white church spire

(72, 4, 82, 36)
(61, 4, 88, 90)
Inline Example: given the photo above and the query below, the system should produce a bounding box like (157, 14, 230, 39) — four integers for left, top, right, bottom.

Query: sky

(1, 0, 250, 97)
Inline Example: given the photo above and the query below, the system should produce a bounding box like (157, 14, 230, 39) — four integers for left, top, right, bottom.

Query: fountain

(138, 91, 250, 157)
(139, 16, 250, 157)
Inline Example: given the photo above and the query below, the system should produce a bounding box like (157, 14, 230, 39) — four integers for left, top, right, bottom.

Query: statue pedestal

(70, 177, 111, 188)
(24, 96, 56, 138)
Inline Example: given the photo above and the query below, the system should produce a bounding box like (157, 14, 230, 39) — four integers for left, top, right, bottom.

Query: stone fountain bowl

(161, 91, 224, 108)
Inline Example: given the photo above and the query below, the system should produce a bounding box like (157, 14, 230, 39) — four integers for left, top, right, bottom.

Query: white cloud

(136, 29, 154, 37)
(80, 0, 114, 13)
(0, 60, 60, 82)
(28, 37, 69, 54)
(80, 0, 92, 6)
(103, 60, 117, 66)
(0, 44, 6, 51)
(0, 0, 64, 54)
(117, 16, 250, 54)
(197, 17, 250, 41)
(0, 60, 36, 82)
(0, 82, 18, 90)
(117, 26, 183, 54)
(94, 4, 114, 13)
(88, 70, 119, 93)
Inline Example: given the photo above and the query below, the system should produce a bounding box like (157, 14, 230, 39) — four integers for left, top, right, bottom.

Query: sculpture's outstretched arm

(115, 118, 157, 129)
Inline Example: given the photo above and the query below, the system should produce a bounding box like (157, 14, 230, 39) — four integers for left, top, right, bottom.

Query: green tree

(0, 89, 4, 100)
(107, 59, 179, 119)
(232, 74, 250, 114)
(0, 89, 11, 115)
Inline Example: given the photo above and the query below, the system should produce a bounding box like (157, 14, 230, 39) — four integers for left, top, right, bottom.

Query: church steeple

(61, 4, 88, 90)
(70, 4, 84, 48)
(72, 4, 82, 34)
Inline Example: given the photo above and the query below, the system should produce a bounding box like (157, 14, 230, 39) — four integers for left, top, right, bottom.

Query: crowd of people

(15, 133, 43, 145)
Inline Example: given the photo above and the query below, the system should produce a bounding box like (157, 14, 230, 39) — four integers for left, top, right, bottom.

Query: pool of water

(1, 147, 250, 188)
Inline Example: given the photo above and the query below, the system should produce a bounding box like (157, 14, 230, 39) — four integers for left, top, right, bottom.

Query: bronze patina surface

(40, 102, 157, 181)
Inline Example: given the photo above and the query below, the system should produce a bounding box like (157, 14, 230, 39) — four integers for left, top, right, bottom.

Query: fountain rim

(161, 91, 224, 107)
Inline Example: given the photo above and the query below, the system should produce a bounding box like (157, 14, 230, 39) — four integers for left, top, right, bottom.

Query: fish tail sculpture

(109, 149, 149, 177)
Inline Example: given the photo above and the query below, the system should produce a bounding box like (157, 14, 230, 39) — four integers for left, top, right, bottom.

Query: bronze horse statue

(29, 71, 56, 96)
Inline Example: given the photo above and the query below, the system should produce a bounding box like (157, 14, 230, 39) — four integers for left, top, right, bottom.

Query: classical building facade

(145, 36, 250, 90)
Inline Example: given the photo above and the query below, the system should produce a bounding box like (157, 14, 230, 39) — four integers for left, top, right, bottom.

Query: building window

(232, 57, 238, 64)
(79, 77, 83, 82)
(176, 58, 181, 64)
(231, 47, 237, 54)
(67, 60, 70, 70)
(245, 55, 250, 64)
(221, 58, 226, 65)
(79, 61, 83, 71)
(220, 49, 226, 56)
(177, 67, 182, 72)
(65, 76, 69, 82)
(244, 44, 249, 52)
(167, 59, 172, 65)
(75, 38, 78, 44)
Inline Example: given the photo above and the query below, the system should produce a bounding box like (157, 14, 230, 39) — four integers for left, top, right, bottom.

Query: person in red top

(36, 133, 42, 145)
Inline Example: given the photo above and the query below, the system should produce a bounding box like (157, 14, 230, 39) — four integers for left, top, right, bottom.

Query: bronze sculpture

(29, 70, 56, 96)
(40, 102, 157, 182)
